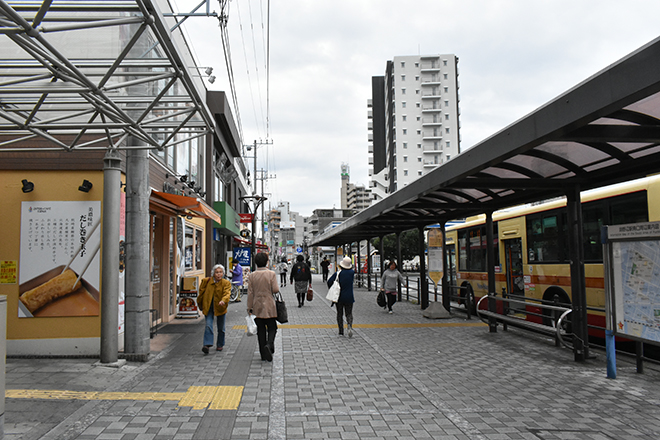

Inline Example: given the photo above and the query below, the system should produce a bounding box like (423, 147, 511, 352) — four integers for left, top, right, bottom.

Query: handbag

(377, 290, 386, 307)
(246, 314, 257, 336)
(306, 286, 314, 302)
(326, 271, 341, 302)
(273, 291, 288, 323)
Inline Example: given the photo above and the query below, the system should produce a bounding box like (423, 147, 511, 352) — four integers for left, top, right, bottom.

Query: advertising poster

(19, 201, 101, 318)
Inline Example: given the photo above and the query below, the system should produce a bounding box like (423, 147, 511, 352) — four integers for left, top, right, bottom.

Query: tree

(371, 229, 424, 265)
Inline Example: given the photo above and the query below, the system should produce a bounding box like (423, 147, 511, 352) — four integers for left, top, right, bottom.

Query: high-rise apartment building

(369, 54, 460, 199)
(340, 163, 372, 210)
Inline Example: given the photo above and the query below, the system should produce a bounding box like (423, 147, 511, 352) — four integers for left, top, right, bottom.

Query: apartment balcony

(368, 120, 373, 130)
(420, 65, 441, 72)
(421, 79, 441, 86)
(367, 109, 372, 118)
(421, 91, 441, 98)
(423, 146, 443, 154)
(368, 132, 373, 142)
(421, 106, 442, 112)
(368, 157, 374, 165)
(368, 167, 373, 176)
(422, 120, 442, 127)
(422, 133, 442, 140)
(367, 98, 372, 107)
(423, 160, 440, 167)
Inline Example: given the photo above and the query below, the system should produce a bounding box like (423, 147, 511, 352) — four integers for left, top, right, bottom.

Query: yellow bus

(444, 174, 660, 335)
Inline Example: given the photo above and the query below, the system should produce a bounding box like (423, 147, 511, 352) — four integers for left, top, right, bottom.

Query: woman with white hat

(326, 256, 356, 338)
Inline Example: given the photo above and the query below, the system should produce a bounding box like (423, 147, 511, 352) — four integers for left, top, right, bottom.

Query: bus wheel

(542, 287, 571, 332)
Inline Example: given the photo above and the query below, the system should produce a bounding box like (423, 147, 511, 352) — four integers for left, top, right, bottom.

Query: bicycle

(230, 282, 242, 302)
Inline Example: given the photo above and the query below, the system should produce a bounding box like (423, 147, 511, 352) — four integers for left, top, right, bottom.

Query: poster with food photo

(19, 201, 101, 318)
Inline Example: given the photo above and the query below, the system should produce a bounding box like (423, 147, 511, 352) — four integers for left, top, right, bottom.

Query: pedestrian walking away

(247, 252, 280, 362)
(320, 256, 330, 282)
(197, 264, 232, 353)
(276, 257, 288, 287)
(290, 254, 312, 307)
(327, 256, 355, 338)
(381, 260, 405, 314)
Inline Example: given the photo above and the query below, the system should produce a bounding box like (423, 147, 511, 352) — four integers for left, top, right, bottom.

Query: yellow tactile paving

(234, 322, 486, 330)
(6, 386, 243, 410)
(209, 386, 244, 410)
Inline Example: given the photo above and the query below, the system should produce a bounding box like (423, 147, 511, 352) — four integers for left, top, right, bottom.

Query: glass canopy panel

(624, 91, 660, 120)
(589, 117, 637, 126)
(534, 141, 611, 168)
(501, 154, 568, 178)
(630, 144, 660, 159)
(0, 0, 212, 151)
(474, 167, 531, 180)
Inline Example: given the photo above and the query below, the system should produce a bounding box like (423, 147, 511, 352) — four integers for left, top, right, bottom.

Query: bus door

(503, 238, 524, 313)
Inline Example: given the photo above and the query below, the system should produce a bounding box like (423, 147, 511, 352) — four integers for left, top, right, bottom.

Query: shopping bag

(377, 290, 386, 307)
(246, 314, 257, 336)
(306, 286, 314, 302)
(326, 274, 341, 303)
(273, 292, 288, 323)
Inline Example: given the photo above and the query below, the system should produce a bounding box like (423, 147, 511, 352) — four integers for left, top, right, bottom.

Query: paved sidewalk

(6, 273, 660, 439)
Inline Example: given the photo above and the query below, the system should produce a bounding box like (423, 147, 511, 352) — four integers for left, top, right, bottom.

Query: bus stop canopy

(0, 0, 216, 152)
(313, 36, 660, 246)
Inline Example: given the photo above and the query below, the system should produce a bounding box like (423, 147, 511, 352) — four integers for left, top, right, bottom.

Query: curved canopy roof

(314, 36, 660, 246)
(0, 0, 214, 152)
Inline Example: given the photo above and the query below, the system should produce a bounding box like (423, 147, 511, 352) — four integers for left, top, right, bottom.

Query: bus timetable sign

(604, 220, 660, 345)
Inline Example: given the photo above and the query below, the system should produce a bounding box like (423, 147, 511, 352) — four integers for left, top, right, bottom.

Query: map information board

(607, 222, 660, 344)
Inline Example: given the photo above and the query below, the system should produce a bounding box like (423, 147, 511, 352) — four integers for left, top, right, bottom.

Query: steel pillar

(100, 150, 122, 363)
(124, 148, 151, 360)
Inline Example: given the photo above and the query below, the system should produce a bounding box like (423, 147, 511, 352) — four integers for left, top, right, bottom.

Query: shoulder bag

(306, 285, 314, 302)
(326, 271, 341, 303)
(273, 291, 288, 323)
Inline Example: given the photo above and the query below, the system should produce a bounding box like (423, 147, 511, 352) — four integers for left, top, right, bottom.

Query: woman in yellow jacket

(197, 264, 232, 354)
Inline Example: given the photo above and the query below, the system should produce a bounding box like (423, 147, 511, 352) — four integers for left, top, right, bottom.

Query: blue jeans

(203, 303, 226, 348)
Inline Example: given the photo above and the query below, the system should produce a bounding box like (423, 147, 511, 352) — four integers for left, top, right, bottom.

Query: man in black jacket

(290, 255, 312, 307)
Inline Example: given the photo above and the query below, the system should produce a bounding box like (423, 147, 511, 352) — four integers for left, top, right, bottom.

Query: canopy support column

(100, 150, 121, 364)
(486, 211, 497, 333)
(366, 239, 372, 291)
(567, 186, 589, 362)
(396, 232, 402, 301)
(441, 222, 450, 312)
(419, 226, 428, 309)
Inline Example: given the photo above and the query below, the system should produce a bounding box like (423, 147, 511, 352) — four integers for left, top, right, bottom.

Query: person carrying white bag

(326, 257, 355, 338)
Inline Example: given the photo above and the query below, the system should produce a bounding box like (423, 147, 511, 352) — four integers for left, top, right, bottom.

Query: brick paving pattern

(5, 274, 660, 439)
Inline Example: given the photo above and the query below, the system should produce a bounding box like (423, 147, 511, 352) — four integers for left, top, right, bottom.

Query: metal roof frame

(0, 0, 215, 152)
(314, 36, 660, 246)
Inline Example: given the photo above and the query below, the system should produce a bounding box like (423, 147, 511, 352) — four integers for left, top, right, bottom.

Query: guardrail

(475, 292, 572, 348)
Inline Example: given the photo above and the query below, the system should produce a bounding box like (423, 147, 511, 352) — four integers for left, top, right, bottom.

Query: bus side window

(526, 210, 565, 263)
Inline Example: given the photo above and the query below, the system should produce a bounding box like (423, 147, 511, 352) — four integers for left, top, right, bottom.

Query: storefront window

(184, 223, 203, 272)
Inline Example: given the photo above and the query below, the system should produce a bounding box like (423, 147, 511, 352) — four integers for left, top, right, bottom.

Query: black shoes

(202, 345, 210, 354)
(262, 345, 273, 362)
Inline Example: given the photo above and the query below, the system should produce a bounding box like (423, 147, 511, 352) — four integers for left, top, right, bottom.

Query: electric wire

(247, 0, 267, 137)
(235, 0, 264, 140)
(218, 0, 244, 144)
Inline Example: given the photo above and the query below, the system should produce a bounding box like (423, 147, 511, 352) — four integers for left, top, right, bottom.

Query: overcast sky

(174, 0, 660, 217)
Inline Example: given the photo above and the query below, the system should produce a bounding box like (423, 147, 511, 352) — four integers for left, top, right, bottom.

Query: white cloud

(174, 0, 660, 216)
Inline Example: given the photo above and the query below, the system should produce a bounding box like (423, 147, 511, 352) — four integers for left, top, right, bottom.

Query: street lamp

(240, 194, 267, 271)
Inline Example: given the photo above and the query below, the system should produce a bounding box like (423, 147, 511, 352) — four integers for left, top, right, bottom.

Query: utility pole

(244, 139, 273, 245)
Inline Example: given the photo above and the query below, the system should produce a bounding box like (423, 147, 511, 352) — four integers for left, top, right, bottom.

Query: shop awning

(150, 191, 221, 224)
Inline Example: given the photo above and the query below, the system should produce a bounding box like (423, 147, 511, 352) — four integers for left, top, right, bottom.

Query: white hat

(338, 257, 353, 270)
